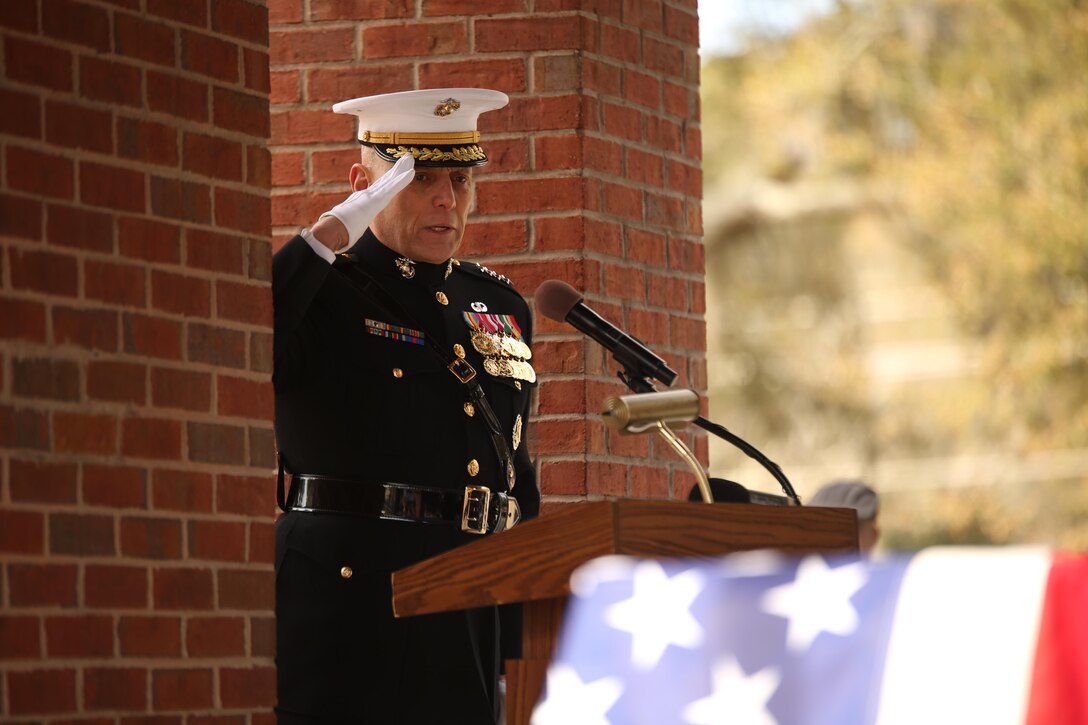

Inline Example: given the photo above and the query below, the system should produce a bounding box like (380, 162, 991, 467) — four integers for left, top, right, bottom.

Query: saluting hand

(311, 153, 416, 252)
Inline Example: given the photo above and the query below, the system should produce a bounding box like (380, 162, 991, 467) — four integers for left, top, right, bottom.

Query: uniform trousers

(275, 510, 500, 724)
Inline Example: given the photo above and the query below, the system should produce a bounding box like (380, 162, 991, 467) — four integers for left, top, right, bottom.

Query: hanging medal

(462, 311, 536, 383)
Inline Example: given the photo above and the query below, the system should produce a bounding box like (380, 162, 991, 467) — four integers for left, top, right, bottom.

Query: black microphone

(687, 478, 751, 504)
(686, 478, 791, 506)
(535, 280, 678, 386)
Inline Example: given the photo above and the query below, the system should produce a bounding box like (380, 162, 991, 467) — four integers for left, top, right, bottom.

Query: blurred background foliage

(700, 0, 1088, 550)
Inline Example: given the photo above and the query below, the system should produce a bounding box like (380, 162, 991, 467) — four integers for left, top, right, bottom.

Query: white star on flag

(761, 554, 868, 652)
(530, 664, 623, 725)
(604, 560, 706, 669)
(682, 656, 781, 725)
(571, 555, 641, 598)
(713, 549, 789, 580)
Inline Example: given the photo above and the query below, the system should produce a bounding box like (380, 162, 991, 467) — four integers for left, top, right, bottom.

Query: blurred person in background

(810, 480, 881, 554)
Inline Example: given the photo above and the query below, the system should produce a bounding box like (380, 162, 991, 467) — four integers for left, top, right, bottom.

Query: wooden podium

(392, 499, 857, 725)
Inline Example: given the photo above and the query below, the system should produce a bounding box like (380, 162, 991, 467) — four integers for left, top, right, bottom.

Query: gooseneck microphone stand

(617, 366, 803, 507)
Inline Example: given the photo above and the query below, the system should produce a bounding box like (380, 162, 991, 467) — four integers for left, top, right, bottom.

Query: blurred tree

(702, 0, 1088, 548)
(707, 0, 1088, 449)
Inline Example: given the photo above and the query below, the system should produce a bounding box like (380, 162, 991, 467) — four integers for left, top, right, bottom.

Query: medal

(500, 335, 521, 358)
(464, 310, 534, 383)
(483, 358, 513, 378)
(513, 360, 537, 383)
(505, 336, 532, 360)
(483, 357, 536, 383)
(471, 330, 501, 356)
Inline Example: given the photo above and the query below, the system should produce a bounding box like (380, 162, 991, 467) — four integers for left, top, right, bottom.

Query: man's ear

(349, 163, 369, 192)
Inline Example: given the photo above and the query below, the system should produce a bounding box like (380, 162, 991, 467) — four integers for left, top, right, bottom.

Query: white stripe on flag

(875, 547, 1051, 725)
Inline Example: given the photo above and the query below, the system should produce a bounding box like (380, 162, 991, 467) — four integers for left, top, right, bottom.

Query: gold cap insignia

(434, 97, 461, 117)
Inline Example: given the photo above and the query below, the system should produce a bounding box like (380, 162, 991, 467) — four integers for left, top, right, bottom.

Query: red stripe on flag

(1025, 553, 1088, 725)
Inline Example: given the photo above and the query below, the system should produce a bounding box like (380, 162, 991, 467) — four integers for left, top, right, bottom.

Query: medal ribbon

(464, 312, 524, 339)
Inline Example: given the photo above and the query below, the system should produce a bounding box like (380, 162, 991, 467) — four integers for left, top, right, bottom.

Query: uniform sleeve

(272, 234, 334, 390)
(511, 301, 539, 520)
(501, 299, 536, 661)
(511, 395, 539, 520)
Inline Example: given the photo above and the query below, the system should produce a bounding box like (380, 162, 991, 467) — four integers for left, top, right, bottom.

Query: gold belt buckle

(448, 358, 477, 384)
(461, 485, 491, 535)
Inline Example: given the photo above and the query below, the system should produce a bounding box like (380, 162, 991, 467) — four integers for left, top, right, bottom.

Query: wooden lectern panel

(392, 501, 616, 617)
(392, 500, 856, 617)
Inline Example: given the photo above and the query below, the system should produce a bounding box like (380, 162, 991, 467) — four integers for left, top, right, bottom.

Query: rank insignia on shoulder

(459, 260, 513, 286)
(477, 265, 512, 284)
(365, 318, 425, 345)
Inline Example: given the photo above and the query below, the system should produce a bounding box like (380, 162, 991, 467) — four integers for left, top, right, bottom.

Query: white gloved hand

(318, 153, 416, 245)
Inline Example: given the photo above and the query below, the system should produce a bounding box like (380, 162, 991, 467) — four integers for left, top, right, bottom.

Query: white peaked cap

(332, 88, 509, 167)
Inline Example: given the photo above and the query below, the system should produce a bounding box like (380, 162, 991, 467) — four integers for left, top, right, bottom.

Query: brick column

(1, 0, 275, 720)
(268, 0, 704, 508)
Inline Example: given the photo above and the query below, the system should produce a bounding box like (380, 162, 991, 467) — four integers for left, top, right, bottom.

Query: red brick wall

(268, 0, 706, 507)
(1, 0, 275, 720)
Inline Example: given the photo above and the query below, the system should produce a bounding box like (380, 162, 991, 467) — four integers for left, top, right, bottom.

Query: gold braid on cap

(360, 130, 480, 145)
(385, 145, 487, 162)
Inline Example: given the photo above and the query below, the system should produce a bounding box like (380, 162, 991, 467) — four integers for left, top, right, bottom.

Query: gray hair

(809, 480, 879, 521)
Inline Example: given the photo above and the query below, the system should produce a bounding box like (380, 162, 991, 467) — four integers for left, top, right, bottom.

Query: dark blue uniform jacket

(272, 230, 539, 724)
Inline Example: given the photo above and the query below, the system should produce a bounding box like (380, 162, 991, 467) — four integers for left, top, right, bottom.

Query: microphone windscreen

(534, 279, 583, 323)
(687, 478, 751, 504)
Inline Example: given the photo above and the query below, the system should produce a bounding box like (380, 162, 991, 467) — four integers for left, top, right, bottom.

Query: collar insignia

(395, 256, 416, 279)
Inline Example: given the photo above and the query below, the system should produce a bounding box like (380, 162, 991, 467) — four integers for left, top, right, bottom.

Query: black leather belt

(285, 475, 521, 535)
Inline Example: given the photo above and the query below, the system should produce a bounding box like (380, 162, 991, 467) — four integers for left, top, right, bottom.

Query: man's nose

(432, 177, 456, 209)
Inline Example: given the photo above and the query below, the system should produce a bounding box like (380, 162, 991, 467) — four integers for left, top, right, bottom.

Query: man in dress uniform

(272, 88, 539, 724)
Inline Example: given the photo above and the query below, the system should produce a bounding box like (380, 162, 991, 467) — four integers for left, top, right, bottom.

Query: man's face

(356, 158, 474, 263)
